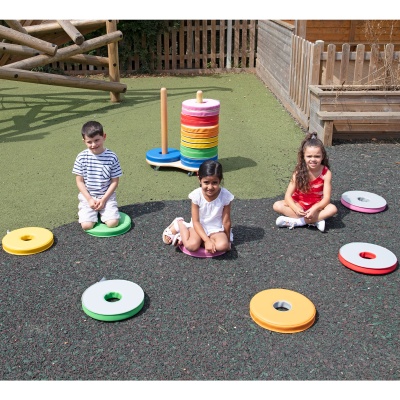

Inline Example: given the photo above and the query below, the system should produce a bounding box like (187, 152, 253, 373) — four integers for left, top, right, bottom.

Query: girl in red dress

(273, 132, 338, 232)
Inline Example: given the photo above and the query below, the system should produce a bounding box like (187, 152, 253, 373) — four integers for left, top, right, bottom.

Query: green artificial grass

(0, 72, 305, 234)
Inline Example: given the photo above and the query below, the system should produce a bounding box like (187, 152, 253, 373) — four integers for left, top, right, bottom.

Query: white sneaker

(315, 220, 325, 232)
(276, 216, 297, 230)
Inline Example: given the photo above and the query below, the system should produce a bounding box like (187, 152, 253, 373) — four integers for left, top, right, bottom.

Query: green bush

(118, 20, 180, 73)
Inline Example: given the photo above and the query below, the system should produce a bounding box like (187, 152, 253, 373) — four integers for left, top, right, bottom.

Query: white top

(188, 187, 234, 235)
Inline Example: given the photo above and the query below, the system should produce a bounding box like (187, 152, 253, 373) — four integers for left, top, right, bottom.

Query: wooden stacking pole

(0, 67, 127, 93)
(4, 20, 28, 34)
(0, 24, 57, 56)
(160, 88, 168, 154)
(57, 20, 84, 45)
(106, 20, 121, 102)
(196, 90, 203, 103)
(6, 31, 123, 70)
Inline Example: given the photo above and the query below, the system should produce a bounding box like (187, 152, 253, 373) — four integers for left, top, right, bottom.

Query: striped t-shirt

(72, 148, 122, 197)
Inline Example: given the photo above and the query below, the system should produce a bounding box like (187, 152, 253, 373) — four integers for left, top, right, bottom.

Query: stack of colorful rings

(180, 97, 220, 168)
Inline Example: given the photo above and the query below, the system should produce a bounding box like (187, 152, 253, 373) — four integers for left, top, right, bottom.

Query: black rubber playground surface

(1, 139, 399, 388)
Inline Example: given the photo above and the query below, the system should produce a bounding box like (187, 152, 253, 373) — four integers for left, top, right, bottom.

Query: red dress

(291, 166, 328, 210)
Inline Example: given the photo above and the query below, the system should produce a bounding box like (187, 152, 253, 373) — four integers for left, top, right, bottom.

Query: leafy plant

(31, 65, 65, 75)
(117, 20, 180, 73)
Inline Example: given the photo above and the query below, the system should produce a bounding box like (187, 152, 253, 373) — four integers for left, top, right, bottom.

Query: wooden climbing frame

(0, 20, 126, 102)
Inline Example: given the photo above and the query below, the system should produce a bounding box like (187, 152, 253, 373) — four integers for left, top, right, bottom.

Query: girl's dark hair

(198, 160, 223, 181)
(81, 121, 104, 138)
(294, 132, 330, 192)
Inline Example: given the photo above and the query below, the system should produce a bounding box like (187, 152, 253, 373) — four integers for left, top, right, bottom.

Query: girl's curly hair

(293, 132, 330, 193)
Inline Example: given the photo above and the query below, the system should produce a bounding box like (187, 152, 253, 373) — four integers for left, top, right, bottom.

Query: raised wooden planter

(309, 85, 400, 145)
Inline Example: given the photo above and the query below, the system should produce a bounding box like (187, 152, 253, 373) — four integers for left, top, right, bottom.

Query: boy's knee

(105, 219, 119, 228)
(81, 221, 95, 230)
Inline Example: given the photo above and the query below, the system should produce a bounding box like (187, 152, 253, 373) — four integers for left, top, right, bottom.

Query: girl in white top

(162, 160, 234, 254)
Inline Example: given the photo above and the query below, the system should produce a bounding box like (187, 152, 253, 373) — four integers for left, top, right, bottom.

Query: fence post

(368, 44, 380, 84)
(226, 20, 232, 69)
(325, 43, 336, 85)
(310, 40, 323, 85)
(339, 43, 350, 85)
(353, 44, 365, 84)
(384, 43, 395, 86)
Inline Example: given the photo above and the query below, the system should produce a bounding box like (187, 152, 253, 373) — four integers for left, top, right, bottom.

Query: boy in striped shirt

(72, 121, 123, 230)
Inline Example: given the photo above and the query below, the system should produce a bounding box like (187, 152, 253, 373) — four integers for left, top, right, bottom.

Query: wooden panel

(186, 20, 193, 69)
(163, 32, 170, 70)
(368, 44, 379, 84)
(233, 20, 240, 68)
(385, 43, 395, 85)
(202, 20, 207, 68)
(241, 20, 247, 67)
(325, 44, 336, 84)
(171, 28, 177, 70)
(179, 23, 185, 68)
(309, 85, 400, 143)
(339, 43, 350, 84)
(211, 20, 216, 68)
(317, 111, 400, 120)
(248, 21, 256, 68)
(353, 44, 365, 84)
(219, 20, 225, 68)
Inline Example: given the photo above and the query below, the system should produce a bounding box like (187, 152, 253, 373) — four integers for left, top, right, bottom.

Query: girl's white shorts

(185, 221, 234, 242)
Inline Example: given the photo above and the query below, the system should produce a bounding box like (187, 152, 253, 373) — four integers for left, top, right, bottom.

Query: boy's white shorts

(78, 192, 120, 223)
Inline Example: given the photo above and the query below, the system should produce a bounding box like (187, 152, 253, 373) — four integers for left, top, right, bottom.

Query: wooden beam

(348, 20, 357, 43)
(106, 20, 121, 102)
(0, 42, 41, 57)
(0, 25, 57, 56)
(4, 20, 28, 34)
(24, 20, 106, 35)
(317, 111, 400, 120)
(57, 20, 84, 45)
(0, 66, 127, 93)
(0, 43, 109, 67)
(295, 20, 307, 38)
(66, 54, 109, 67)
(6, 30, 123, 70)
(321, 50, 400, 61)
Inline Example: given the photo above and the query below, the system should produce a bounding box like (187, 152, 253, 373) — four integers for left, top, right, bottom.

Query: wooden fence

(289, 38, 400, 126)
(256, 20, 400, 129)
(50, 20, 258, 75)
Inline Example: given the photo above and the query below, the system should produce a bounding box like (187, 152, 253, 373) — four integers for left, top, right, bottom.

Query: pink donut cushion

(341, 190, 387, 213)
(341, 198, 386, 213)
(181, 99, 220, 117)
(179, 244, 226, 258)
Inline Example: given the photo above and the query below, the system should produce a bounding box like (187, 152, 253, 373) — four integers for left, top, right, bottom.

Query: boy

(72, 121, 122, 230)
